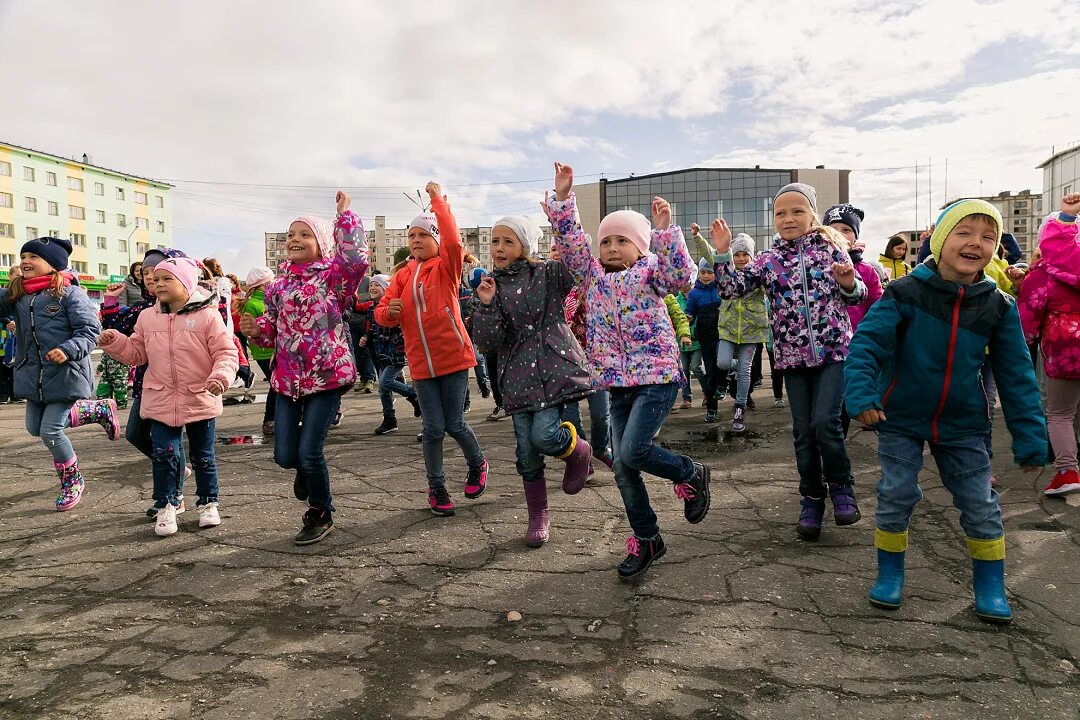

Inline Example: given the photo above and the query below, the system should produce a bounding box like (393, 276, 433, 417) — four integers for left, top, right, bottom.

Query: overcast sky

(2, 0, 1077, 273)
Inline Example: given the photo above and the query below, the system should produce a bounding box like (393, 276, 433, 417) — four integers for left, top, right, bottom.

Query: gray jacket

(122, 277, 145, 307)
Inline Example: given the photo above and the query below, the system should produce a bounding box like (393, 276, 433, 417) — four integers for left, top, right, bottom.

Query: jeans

(699, 338, 721, 411)
(275, 388, 341, 511)
(767, 346, 784, 400)
(483, 350, 503, 408)
(378, 362, 416, 420)
(414, 370, 485, 488)
(784, 362, 852, 497)
(472, 343, 490, 390)
(127, 395, 188, 494)
(680, 349, 706, 400)
(876, 430, 1003, 540)
(564, 389, 611, 456)
(151, 418, 218, 508)
(511, 407, 574, 481)
(981, 356, 997, 460)
(25, 401, 74, 463)
(255, 358, 277, 424)
(609, 383, 695, 539)
(716, 340, 757, 406)
(350, 327, 376, 383)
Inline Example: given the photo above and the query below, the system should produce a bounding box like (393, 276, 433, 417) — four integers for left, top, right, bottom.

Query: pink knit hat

(292, 216, 336, 260)
(597, 210, 652, 257)
(155, 257, 201, 294)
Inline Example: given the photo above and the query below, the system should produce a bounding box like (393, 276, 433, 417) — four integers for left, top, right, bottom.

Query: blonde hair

(7, 271, 65, 302)
(809, 211, 850, 253)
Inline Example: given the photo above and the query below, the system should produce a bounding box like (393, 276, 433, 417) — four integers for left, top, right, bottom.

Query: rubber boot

(523, 478, 549, 548)
(54, 456, 85, 511)
(69, 398, 120, 441)
(967, 537, 1012, 623)
(868, 529, 907, 609)
(556, 421, 592, 495)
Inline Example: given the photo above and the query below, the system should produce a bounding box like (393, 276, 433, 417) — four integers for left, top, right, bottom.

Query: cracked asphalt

(1, 376, 1078, 719)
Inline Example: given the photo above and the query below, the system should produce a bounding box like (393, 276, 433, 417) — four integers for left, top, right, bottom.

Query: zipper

(168, 314, 179, 422)
(736, 301, 744, 344)
(796, 239, 819, 361)
(28, 294, 43, 400)
(930, 286, 965, 442)
(411, 262, 435, 377)
(417, 282, 428, 313)
(881, 374, 899, 409)
(444, 308, 465, 349)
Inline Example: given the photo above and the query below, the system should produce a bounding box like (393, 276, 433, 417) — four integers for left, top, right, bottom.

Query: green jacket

(241, 288, 275, 361)
(664, 295, 691, 347)
(717, 286, 769, 345)
(674, 291, 699, 351)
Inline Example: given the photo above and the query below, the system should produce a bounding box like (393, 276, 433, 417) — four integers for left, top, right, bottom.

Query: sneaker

(407, 396, 422, 417)
(243, 372, 255, 390)
(700, 398, 707, 408)
(374, 418, 399, 435)
(155, 504, 178, 536)
(680, 398, 693, 410)
(828, 483, 861, 525)
(463, 398, 471, 413)
(673, 462, 711, 524)
(717, 391, 727, 402)
(704, 410, 718, 423)
(261, 421, 275, 437)
(479, 385, 491, 399)
(796, 496, 826, 541)
(146, 495, 186, 518)
(487, 406, 504, 422)
(198, 502, 221, 528)
(464, 460, 489, 499)
(1045, 468, 1080, 496)
(617, 535, 667, 578)
(294, 507, 333, 545)
(428, 486, 456, 516)
(732, 405, 746, 433)
(362, 380, 374, 394)
(416, 432, 423, 443)
(773, 398, 786, 408)
(331, 411, 343, 427)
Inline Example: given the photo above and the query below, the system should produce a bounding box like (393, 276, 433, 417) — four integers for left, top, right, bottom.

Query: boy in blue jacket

(846, 199, 1047, 624)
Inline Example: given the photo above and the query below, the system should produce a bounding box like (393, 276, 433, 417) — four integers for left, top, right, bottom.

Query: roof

(0, 140, 173, 189)
(603, 166, 797, 184)
(1037, 142, 1080, 169)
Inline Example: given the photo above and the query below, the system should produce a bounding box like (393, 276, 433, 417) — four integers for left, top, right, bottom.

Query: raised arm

(544, 162, 601, 288)
(428, 182, 465, 288)
(327, 191, 370, 304)
(649, 197, 694, 297)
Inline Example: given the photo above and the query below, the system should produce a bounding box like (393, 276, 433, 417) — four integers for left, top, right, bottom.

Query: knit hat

(409, 213, 440, 242)
(929, 199, 1002, 262)
(20, 236, 72, 272)
(155, 257, 201, 295)
(370, 274, 390, 290)
(493, 215, 543, 257)
(597, 210, 652, 257)
(822, 203, 865, 239)
(698, 256, 714, 272)
(245, 266, 274, 289)
(468, 267, 488, 290)
(292, 217, 336, 260)
(774, 183, 818, 215)
(142, 247, 187, 269)
(730, 233, 756, 257)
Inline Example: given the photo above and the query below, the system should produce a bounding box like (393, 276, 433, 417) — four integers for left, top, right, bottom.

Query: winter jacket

(472, 258, 593, 414)
(122, 277, 145, 307)
(545, 192, 693, 388)
(252, 210, 369, 399)
(370, 317, 407, 368)
(715, 232, 866, 371)
(104, 286, 238, 427)
(846, 260, 1047, 466)
(375, 195, 476, 380)
(683, 280, 721, 344)
(0, 323, 15, 367)
(1037, 212, 1080, 280)
(240, 288, 275, 362)
(1019, 215, 1080, 380)
(674, 292, 699, 352)
(664, 295, 691, 344)
(716, 286, 769, 345)
(983, 256, 1016, 297)
(846, 257, 885, 332)
(879, 255, 911, 281)
(0, 280, 99, 403)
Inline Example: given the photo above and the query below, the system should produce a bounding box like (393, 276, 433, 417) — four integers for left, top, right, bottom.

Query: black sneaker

(416, 432, 423, 443)
(463, 399, 471, 414)
(293, 471, 308, 501)
(331, 411, 343, 427)
(479, 385, 491, 399)
(374, 418, 399, 435)
(294, 507, 333, 545)
(408, 396, 422, 417)
(428, 486, 456, 516)
(674, 462, 711, 524)
(617, 535, 666, 578)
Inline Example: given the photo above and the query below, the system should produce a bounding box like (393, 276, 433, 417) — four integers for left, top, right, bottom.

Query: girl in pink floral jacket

(241, 191, 369, 545)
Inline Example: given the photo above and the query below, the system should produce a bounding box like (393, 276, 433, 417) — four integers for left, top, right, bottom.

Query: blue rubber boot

(967, 537, 1012, 624)
(868, 529, 907, 609)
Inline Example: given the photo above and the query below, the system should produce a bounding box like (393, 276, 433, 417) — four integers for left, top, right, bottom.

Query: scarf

(21, 272, 73, 295)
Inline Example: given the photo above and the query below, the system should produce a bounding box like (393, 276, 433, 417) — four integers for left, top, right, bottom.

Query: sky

(1, 0, 1078, 273)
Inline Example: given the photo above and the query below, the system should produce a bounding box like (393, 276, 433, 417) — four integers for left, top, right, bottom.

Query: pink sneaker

(464, 460, 488, 499)
(428, 486, 456, 516)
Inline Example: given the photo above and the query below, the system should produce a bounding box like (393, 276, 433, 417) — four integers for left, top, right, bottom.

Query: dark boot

(523, 478, 549, 547)
(293, 470, 308, 502)
(828, 482, 861, 525)
(69, 399, 120, 441)
(557, 422, 592, 495)
(968, 537, 1012, 623)
(617, 535, 666, 578)
(796, 496, 826, 540)
(673, 462, 711, 524)
(294, 506, 333, 545)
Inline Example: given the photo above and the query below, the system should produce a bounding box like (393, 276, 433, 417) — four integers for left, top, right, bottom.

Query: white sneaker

(155, 505, 178, 536)
(773, 398, 786, 408)
(198, 502, 221, 528)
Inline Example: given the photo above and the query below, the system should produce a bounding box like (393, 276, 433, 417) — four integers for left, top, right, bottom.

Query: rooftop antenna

(403, 190, 429, 212)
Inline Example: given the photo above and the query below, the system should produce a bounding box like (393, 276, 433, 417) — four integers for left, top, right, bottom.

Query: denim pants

(25, 401, 75, 464)
(127, 395, 188, 494)
(483, 350, 503, 408)
(350, 330, 376, 383)
(563, 389, 611, 456)
(784, 362, 852, 497)
(680, 349, 706, 400)
(151, 418, 217, 509)
(378, 362, 416, 420)
(698, 338, 721, 411)
(876, 430, 1003, 540)
(609, 383, 696, 540)
(274, 388, 341, 511)
(414, 370, 485, 488)
(511, 406, 574, 482)
(716, 340, 757, 406)
(255, 358, 277, 424)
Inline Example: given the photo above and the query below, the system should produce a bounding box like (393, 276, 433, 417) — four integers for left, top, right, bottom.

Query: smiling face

(19, 252, 52, 280)
(408, 227, 439, 261)
(369, 283, 385, 302)
(773, 192, 814, 241)
(286, 221, 320, 263)
(733, 251, 752, 270)
(890, 240, 908, 259)
(490, 226, 524, 269)
(698, 267, 715, 285)
(599, 234, 643, 271)
(937, 215, 998, 284)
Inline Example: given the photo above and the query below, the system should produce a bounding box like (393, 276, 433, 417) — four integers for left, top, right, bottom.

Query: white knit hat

(409, 213, 440, 242)
(493, 215, 543, 257)
(245, 266, 274, 289)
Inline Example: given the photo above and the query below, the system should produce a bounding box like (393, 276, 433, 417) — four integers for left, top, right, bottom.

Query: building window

(69, 205, 85, 220)
(69, 233, 86, 247)
(94, 182, 104, 196)
(26, 226, 38, 240)
(71, 261, 88, 274)
(68, 177, 84, 192)
(0, 253, 13, 267)
(136, 242, 149, 255)
(134, 191, 147, 205)
(0, 223, 14, 238)
(155, 195, 164, 208)
(97, 236, 108, 250)
(46, 171, 57, 186)
(118, 265, 127, 276)
(47, 201, 59, 216)
(135, 217, 149, 230)
(117, 214, 127, 228)
(98, 263, 109, 277)
(0, 161, 10, 176)
(156, 220, 166, 233)
(49, 229, 60, 237)
(96, 210, 106, 223)
(116, 187, 125, 200)
(23, 166, 35, 182)
(0, 192, 11, 208)
(118, 239, 128, 253)
(25, 197, 37, 212)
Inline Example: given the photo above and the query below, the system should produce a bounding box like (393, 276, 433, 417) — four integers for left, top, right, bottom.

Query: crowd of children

(5, 165, 1077, 622)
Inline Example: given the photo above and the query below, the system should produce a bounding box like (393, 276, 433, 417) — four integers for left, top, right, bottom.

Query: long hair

(808, 211, 850, 253)
(7, 271, 65, 302)
(883, 235, 908, 259)
(202, 257, 224, 279)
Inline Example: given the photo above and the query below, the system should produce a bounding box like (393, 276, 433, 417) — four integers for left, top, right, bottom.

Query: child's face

(490, 227, 524, 270)
(599, 235, 643, 271)
(773, 193, 814, 241)
(828, 223, 856, 248)
(19, 253, 51, 280)
(937, 216, 998, 284)
(681, 280, 693, 294)
(369, 283, 385, 302)
(698, 268, 715, 285)
(153, 270, 190, 307)
(286, 221, 320, 263)
(891, 242, 908, 259)
(733, 251, 752, 270)
(547, 245, 561, 262)
(142, 266, 158, 293)
(408, 227, 439, 261)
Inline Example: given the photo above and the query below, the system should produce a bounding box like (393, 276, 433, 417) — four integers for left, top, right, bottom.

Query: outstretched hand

(652, 197, 672, 230)
(554, 162, 573, 201)
(98, 329, 119, 347)
(239, 313, 259, 338)
(711, 218, 732, 254)
(425, 181, 443, 201)
(336, 190, 351, 213)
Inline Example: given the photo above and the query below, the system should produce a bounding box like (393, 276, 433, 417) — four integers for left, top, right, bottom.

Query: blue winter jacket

(845, 261, 1047, 466)
(683, 280, 722, 343)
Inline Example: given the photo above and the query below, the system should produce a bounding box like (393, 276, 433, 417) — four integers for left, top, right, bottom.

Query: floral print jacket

(1019, 215, 1080, 380)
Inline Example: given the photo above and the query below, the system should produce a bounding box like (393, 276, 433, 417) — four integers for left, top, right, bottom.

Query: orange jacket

(375, 195, 476, 380)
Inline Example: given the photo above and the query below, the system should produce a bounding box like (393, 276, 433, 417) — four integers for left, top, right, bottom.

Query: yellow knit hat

(929, 199, 1002, 262)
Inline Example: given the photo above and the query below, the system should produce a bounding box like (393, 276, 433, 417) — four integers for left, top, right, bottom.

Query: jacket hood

(910, 259, 997, 298)
(160, 284, 218, 315)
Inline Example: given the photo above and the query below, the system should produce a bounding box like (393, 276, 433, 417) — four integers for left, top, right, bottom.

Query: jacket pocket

(188, 383, 209, 395)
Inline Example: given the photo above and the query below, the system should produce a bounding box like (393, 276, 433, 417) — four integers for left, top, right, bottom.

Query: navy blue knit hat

(822, 203, 865, 239)
(21, 236, 72, 272)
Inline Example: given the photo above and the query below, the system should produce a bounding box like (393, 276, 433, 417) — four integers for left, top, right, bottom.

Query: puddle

(658, 426, 772, 455)
(222, 394, 267, 406)
(217, 435, 268, 446)
(1016, 521, 1064, 533)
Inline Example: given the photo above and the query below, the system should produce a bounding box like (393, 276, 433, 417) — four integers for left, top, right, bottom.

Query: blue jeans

(784, 361, 852, 497)
(25, 401, 74, 463)
(716, 340, 756, 406)
(275, 388, 341, 511)
(511, 407, 574, 481)
(151, 418, 218, 508)
(609, 383, 695, 539)
(472, 343, 490, 390)
(699, 338, 721, 411)
(127, 395, 187, 494)
(350, 328, 376, 383)
(414, 370, 485, 488)
(680, 349, 705, 400)
(563, 389, 611, 456)
(876, 430, 1003, 540)
(378, 362, 415, 419)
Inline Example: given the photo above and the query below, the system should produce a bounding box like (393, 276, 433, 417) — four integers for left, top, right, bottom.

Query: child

(99, 257, 238, 536)
(0, 314, 16, 402)
(0, 237, 120, 511)
(368, 273, 421, 435)
(375, 182, 488, 517)
(879, 235, 911, 281)
(846, 198, 1047, 623)
(466, 269, 507, 421)
(95, 353, 130, 409)
(472, 215, 595, 547)
(684, 257, 723, 421)
(674, 268, 706, 410)
(1020, 193, 1080, 496)
(711, 183, 866, 540)
(545, 162, 711, 578)
(715, 233, 769, 433)
(241, 266, 277, 436)
(240, 191, 369, 545)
